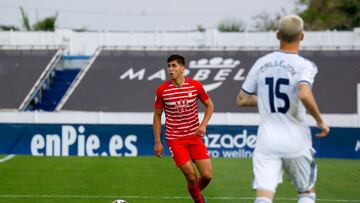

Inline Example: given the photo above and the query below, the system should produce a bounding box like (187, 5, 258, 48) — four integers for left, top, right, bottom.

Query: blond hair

(278, 15, 304, 43)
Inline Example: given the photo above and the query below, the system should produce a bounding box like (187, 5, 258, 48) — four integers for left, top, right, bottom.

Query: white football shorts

(252, 148, 317, 193)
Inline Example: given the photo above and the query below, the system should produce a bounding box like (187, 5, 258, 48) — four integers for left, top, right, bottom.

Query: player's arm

(153, 108, 164, 158)
(236, 90, 257, 107)
(196, 98, 214, 137)
(236, 62, 258, 107)
(297, 83, 329, 138)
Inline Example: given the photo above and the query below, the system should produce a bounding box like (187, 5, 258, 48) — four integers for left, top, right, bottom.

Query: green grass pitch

(0, 156, 359, 203)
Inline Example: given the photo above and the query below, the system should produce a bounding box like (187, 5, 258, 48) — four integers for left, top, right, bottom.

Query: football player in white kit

(236, 15, 330, 203)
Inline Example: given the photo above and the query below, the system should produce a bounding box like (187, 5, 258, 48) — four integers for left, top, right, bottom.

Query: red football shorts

(166, 136, 210, 167)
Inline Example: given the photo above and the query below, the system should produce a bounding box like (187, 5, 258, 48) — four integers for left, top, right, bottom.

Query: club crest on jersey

(175, 100, 188, 113)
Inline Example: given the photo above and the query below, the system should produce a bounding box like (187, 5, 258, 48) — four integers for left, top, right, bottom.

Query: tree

(20, 6, 31, 31)
(32, 14, 58, 31)
(0, 25, 19, 31)
(298, 0, 360, 30)
(20, 6, 58, 31)
(252, 8, 287, 31)
(217, 19, 246, 32)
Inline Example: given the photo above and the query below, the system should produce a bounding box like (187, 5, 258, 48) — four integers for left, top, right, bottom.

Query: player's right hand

(154, 143, 164, 158)
(316, 122, 330, 138)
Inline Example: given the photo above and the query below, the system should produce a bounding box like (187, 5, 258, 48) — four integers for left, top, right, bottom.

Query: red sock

(197, 177, 211, 191)
(187, 183, 203, 203)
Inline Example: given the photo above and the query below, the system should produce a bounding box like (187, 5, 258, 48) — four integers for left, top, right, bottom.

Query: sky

(0, 0, 299, 31)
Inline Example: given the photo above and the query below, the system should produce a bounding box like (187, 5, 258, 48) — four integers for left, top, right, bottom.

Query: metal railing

(55, 47, 103, 111)
(19, 47, 64, 111)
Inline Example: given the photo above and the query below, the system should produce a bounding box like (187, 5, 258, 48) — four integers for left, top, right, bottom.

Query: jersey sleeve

(241, 60, 259, 95)
(195, 81, 210, 103)
(154, 86, 164, 109)
(298, 60, 318, 86)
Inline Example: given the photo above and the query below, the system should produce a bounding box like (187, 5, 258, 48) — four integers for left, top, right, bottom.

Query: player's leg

(298, 188, 316, 203)
(190, 137, 212, 191)
(252, 153, 283, 203)
(189, 137, 211, 203)
(194, 159, 212, 190)
(166, 139, 204, 203)
(283, 149, 317, 203)
(180, 160, 198, 184)
(179, 161, 204, 203)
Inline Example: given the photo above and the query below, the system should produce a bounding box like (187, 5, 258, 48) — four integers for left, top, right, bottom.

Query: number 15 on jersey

(265, 77, 290, 113)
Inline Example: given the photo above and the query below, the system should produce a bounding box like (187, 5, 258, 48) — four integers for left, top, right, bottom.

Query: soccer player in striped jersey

(236, 15, 329, 203)
(153, 54, 214, 203)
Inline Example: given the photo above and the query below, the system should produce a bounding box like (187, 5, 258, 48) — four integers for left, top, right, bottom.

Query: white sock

(255, 197, 272, 203)
(298, 193, 316, 203)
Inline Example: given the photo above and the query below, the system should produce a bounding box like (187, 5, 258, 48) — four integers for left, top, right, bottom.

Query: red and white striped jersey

(155, 77, 210, 140)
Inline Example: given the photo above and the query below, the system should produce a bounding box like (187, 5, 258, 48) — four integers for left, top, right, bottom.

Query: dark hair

(167, 54, 185, 66)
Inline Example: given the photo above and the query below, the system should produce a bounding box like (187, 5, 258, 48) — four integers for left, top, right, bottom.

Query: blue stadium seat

(34, 69, 80, 111)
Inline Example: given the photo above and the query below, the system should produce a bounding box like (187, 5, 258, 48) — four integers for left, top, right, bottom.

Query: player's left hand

(316, 122, 330, 138)
(195, 125, 206, 137)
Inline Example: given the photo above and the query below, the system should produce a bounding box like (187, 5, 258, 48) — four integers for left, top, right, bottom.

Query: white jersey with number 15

(242, 51, 318, 158)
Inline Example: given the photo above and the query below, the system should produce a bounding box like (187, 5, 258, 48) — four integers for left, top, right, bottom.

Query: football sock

(254, 197, 272, 203)
(298, 193, 316, 203)
(197, 177, 211, 191)
(187, 183, 203, 203)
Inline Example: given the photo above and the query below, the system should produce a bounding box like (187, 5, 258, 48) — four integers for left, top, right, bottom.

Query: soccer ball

(112, 200, 128, 203)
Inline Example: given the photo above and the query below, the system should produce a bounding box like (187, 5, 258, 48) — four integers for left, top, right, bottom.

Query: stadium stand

(0, 49, 59, 110)
(0, 30, 359, 115)
(59, 49, 360, 113)
(35, 69, 80, 111)
(31, 55, 88, 111)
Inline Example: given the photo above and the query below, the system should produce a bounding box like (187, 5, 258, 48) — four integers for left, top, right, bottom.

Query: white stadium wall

(0, 29, 360, 55)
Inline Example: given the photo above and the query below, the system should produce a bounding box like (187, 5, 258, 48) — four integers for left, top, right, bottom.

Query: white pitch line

(0, 195, 359, 202)
(0, 154, 15, 163)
